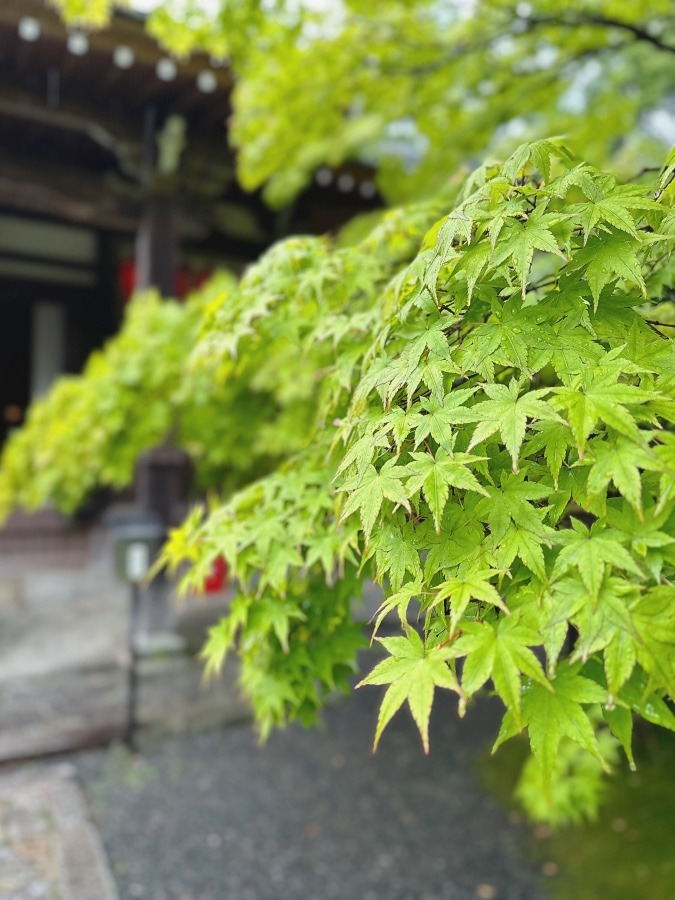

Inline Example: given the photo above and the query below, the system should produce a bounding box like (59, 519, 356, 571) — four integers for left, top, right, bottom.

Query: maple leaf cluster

(5, 137, 674, 823)
(162, 141, 675, 821)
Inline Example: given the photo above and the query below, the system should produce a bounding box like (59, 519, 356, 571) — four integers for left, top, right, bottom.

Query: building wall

(0, 212, 119, 443)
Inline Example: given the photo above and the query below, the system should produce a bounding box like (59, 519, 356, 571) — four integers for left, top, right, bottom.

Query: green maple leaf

(586, 436, 659, 515)
(587, 658, 675, 767)
(495, 524, 551, 580)
(603, 705, 635, 769)
(475, 470, 551, 541)
(432, 569, 508, 629)
(339, 461, 410, 539)
(459, 325, 503, 379)
(495, 662, 609, 779)
(247, 596, 305, 652)
(373, 405, 424, 452)
(450, 617, 550, 719)
(436, 209, 474, 254)
(570, 229, 646, 309)
(491, 204, 566, 296)
(407, 317, 455, 360)
(411, 398, 451, 450)
(462, 304, 550, 375)
(457, 240, 492, 303)
(523, 421, 572, 486)
(415, 353, 461, 405)
(335, 429, 388, 478)
(358, 631, 461, 752)
(567, 574, 639, 693)
(423, 508, 485, 579)
(604, 627, 638, 699)
(571, 182, 660, 243)
(263, 543, 305, 594)
(366, 524, 422, 592)
(310, 620, 366, 692)
(484, 321, 531, 371)
(618, 667, 675, 733)
(502, 138, 573, 184)
(653, 432, 675, 515)
(655, 147, 675, 198)
(553, 519, 642, 604)
(412, 387, 478, 450)
(249, 514, 287, 556)
(466, 381, 563, 472)
(606, 502, 675, 580)
(370, 579, 423, 640)
(631, 587, 675, 694)
(402, 449, 488, 532)
(304, 530, 356, 584)
(200, 595, 249, 680)
(554, 366, 654, 455)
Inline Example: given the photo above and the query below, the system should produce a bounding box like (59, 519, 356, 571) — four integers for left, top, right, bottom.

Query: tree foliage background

(56, 0, 675, 205)
(9, 0, 675, 824)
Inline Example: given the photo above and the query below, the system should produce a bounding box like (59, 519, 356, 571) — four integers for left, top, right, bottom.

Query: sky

(129, 0, 163, 10)
(130, 0, 220, 12)
(129, 0, 338, 13)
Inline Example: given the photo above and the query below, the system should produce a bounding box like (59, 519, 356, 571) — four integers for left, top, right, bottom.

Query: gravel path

(75, 687, 548, 900)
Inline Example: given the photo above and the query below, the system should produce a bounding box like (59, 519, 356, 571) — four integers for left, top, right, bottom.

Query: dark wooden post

(135, 445, 193, 531)
(134, 196, 179, 296)
(126, 109, 191, 652)
(134, 106, 182, 296)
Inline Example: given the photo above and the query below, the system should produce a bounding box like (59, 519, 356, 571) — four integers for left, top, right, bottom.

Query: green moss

(478, 728, 675, 900)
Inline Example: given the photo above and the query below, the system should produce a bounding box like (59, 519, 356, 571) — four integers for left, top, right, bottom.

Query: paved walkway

(0, 763, 118, 900)
(0, 525, 248, 762)
(0, 525, 551, 899)
(73, 689, 550, 900)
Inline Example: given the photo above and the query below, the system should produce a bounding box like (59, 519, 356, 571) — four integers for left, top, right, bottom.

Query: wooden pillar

(133, 106, 182, 297)
(31, 301, 66, 398)
(127, 111, 187, 650)
(134, 197, 179, 296)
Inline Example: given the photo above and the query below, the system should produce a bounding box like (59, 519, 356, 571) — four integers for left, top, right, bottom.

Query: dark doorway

(0, 303, 31, 444)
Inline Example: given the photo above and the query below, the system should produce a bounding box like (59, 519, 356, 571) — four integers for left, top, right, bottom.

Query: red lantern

(202, 555, 228, 594)
(118, 261, 214, 303)
(119, 259, 136, 302)
(175, 267, 189, 300)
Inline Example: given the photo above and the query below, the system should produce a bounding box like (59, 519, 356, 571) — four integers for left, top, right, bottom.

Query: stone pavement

(0, 525, 128, 760)
(0, 763, 118, 900)
(0, 517, 384, 763)
(0, 524, 249, 762)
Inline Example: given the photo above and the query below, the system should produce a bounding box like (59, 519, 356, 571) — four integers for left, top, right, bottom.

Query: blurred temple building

(0, 1, 382, 758)
(0, 0, 379, 446)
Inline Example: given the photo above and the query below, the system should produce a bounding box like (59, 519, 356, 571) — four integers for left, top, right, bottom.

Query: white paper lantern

(67, 32, 89, 56)
(337, 173, 355, 193)
(18, 17, 41, 42)
(197, 69, 218, 93)
(113, 45, 135, 69)
(156, 58, 178, 82)
(315, 168, 333, 186)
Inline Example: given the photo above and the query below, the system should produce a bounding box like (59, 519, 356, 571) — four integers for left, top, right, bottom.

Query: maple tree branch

(527, 14, 675, 55)
(371, 12, 675, 82)
(626, 166, 662, 183)
(644, 320, 668, 338)
(527, 276, 558, 292)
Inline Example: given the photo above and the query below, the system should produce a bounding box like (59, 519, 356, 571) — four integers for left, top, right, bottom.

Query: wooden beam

(0, 83, 236, 188)
(135, 199, 179, 296)
(0, 154, 138, 231)
(0, 0, 233, 89)
(0, 84, 141, 177)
